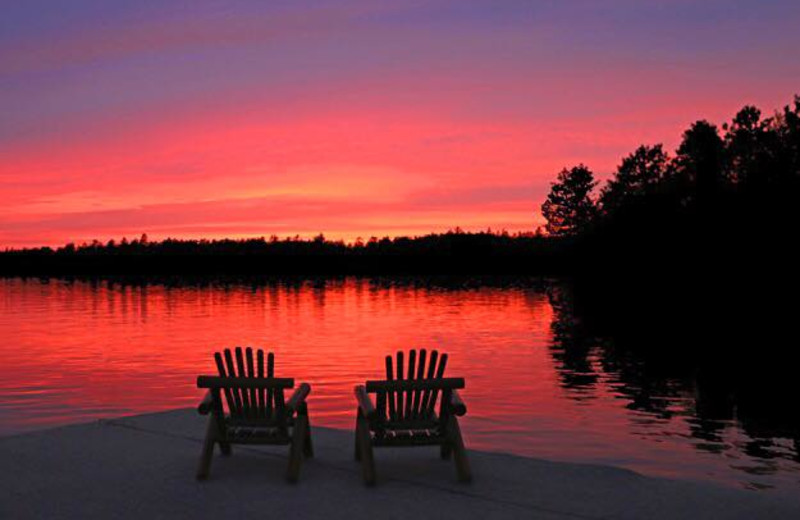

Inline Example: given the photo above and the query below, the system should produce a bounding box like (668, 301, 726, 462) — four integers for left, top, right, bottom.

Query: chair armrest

(198, 391, 214, 415)
(286, 383, 311, 413)
(450, 389, 467, 416)
(354, 385, 376, 419)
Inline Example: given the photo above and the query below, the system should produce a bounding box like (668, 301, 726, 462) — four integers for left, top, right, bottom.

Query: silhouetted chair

(354, 349, 471, 485)
(196, 347, 312, 482)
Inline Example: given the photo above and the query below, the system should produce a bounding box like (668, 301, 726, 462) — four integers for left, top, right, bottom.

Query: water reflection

(0, 276, 798, 494)
(547, 283, 800, 492)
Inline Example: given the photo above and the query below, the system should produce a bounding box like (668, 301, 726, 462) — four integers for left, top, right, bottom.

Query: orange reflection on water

(0, 278, 556, 432)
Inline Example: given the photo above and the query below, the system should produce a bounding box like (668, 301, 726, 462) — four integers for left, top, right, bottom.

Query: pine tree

(541, 165, 598, 236)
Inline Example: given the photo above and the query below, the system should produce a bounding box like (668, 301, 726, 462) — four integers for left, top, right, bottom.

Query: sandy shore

(1, 408, 798, 519)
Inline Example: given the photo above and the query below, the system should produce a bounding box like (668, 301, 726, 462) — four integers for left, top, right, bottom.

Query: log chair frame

(196, 347, 313, 482)
(354, 349, 471, 485)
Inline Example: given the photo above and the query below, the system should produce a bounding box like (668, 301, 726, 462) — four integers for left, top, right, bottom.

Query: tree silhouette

(723, 106, 770, 191)
(541, 165, 597, 236)
(777, 95, 800, 179)
(724, 100, 800, 198)
(599, 144, 671, 215)
(675, 120, 726, 207)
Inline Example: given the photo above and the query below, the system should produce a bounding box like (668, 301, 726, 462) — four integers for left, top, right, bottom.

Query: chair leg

(356, 415, 376, 486)
(303, 408, 314, 459)
(214, 411, 231, 456)
(196, 416, 218, 480)
(219, 441, 232, 456)
(440, 443, 452, 460)
(287, 414, 307, 483)
(354, 413, 362, 461)
(449, 417, 472, 483)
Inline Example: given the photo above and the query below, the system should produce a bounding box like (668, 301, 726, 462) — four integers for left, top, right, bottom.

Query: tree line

(4, 230, 549, 257)
(2, 95, 797, 278)
(0, 230, 560, 276)
(542, 96, 800, 350)
(541, 96, 800, 245)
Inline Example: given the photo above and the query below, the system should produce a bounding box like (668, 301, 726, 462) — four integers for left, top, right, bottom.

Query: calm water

(1, 277, 798, 494)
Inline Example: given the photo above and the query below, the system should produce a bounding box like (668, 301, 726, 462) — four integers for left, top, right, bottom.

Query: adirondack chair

(354, 349, 471, 485)
(196, 347, 313, 482)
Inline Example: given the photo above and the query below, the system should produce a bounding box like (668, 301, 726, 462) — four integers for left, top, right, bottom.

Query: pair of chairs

(196, 347, 471, 485)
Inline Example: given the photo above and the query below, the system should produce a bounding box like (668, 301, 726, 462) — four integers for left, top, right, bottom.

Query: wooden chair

(196, 347, 313, 482)
(354, 349, 471, 485)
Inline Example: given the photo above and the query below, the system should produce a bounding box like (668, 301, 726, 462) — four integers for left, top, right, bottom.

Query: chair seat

(226, 413, 293, 426)
(225, 425, 291, 444)
(381, 415, 438, 429)
(371, 427, 444, 446)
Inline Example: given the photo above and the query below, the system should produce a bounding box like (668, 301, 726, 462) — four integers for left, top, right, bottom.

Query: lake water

(1, 277, 798, 494)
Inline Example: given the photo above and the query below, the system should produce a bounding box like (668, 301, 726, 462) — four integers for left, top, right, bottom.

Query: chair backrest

(366, 349, 464, 426)
(198, 347, 293, 424)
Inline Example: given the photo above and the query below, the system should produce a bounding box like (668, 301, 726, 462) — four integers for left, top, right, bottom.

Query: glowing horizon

(2, 1, 799, 248)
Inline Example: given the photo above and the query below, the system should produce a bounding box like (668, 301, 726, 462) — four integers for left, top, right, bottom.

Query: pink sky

(2, 1, 799, 248)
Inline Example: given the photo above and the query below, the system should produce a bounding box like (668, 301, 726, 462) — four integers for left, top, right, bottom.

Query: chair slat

(427, 353, 448, 416)
(385, 355, 396, 421)
(235, 347, 251, 415)
(383, 356, 397, 421)
(271, 353, 286, 415)
(246, 347, 257, 420)
(266, 352, 274, 417)
(376, 390, 387, 424)
(396, 351, 404, 421)
(404, 349, 416, 419)
(420, 350, 438, 415)
(257, 350, 265, 419)
(412, 348, 427, 418)
(224, 349, 243, 417)
(214, 352, 237, 416)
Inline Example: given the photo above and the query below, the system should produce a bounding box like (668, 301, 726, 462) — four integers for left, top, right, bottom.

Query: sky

(1, 0, 799, 248)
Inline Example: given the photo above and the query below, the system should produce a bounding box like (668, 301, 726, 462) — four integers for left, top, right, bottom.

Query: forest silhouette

(2, 96, 798, 293)
(556, 96, 800, 349)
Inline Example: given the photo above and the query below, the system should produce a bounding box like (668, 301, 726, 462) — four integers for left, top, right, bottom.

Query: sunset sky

(2, 0, 799, 248)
